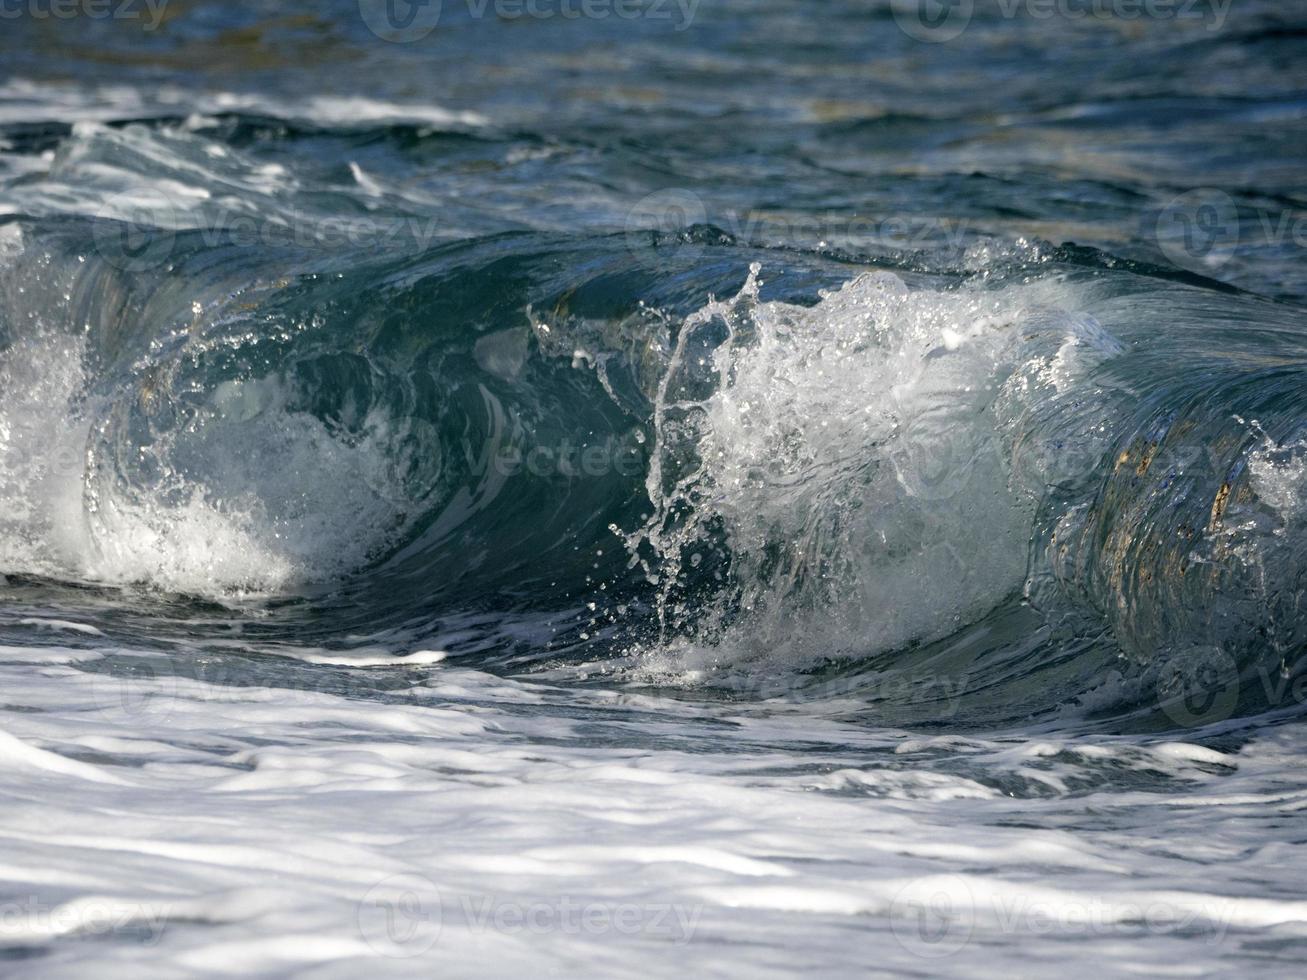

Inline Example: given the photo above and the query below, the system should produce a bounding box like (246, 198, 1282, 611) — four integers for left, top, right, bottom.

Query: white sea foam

(1248, 425, 1307, 524)
(0, 654, 1304, 975)
(0, 325, 435, 596)
(0, 79, 487, 129)
(624, 265, 1122, 675)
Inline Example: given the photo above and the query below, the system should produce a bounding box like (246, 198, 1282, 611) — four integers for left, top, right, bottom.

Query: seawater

(1, 2, 1306, 975)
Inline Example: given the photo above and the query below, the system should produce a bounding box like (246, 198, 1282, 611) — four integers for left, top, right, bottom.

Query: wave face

(2, 0, 1307, 732)
(2, 120, 1306, 730)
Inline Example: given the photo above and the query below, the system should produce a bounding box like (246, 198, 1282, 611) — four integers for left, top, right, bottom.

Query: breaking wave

(1, 115, 1305, 727)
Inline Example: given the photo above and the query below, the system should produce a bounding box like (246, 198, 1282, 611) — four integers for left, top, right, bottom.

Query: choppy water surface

(1, 1, 1307, 975)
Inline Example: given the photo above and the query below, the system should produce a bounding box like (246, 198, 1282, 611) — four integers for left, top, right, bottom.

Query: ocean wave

(0, 111, 1304, 727)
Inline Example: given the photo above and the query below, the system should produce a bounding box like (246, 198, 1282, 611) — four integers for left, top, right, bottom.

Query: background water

(1, 0, 1307, 975)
